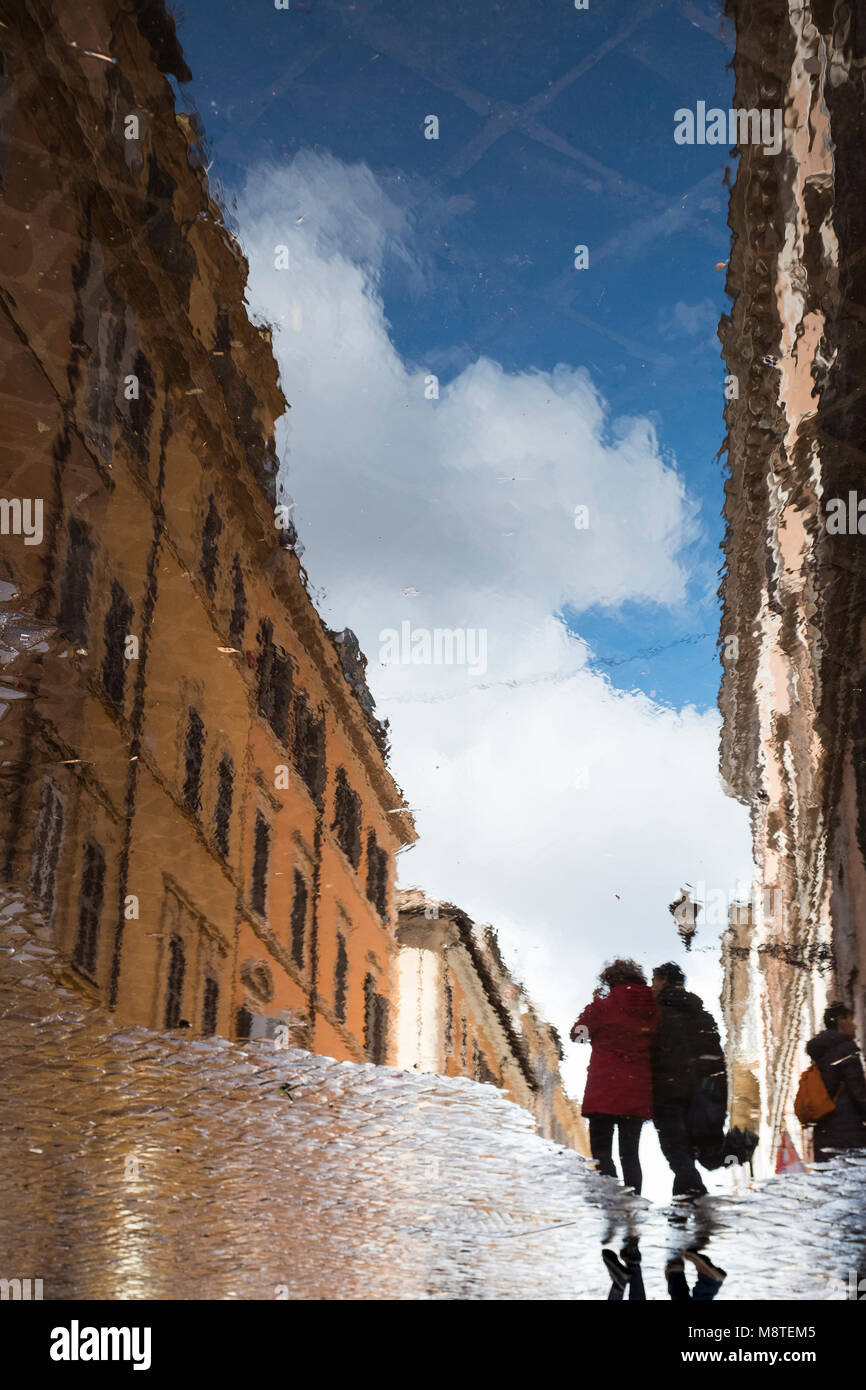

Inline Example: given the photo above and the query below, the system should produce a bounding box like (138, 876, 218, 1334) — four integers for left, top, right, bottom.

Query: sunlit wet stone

(0, 894, 864, 1300)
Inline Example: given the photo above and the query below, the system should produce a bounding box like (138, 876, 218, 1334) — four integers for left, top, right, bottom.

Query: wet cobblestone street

(2, 894, 865, 1302)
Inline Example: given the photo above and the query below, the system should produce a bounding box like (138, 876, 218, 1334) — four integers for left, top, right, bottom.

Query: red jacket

(575, 983, 658, 1119)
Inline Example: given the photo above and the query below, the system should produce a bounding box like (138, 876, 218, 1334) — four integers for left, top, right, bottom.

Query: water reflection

(1, 894, 864, 1301)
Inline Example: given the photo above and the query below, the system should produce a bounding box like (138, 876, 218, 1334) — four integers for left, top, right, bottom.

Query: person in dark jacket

(806, 1002, 866, 1164)
(570, 959, 658, 1195)
(650, 962, 727, 1197)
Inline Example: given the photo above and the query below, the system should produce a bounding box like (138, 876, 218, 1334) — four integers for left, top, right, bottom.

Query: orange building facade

(0, 0, 415, 1062)
(395, 891, 588, 1152)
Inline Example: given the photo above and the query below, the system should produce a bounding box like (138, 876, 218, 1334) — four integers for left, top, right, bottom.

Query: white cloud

(658, 296, 719, 341)
(237, 155, 752, 1118)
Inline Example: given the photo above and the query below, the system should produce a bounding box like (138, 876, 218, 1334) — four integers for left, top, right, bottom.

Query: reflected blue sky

(170, 0, 735, 709)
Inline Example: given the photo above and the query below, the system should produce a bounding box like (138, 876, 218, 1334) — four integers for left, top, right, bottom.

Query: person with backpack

(650, 962, 727, 1197)
(570, 959, 658, 1195)
(798, 1002, 866, 1163)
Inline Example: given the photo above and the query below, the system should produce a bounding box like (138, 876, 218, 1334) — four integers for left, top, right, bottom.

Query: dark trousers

(667, 1270, 722, 1302)
(653, 1100, 707, 1195)
(588, 1115, 644, 1194)
(609, 1263, 646, 1301)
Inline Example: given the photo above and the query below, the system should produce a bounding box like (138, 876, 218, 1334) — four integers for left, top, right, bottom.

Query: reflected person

(805, 1002, 866, 1164)
(570, 959, 657, 1195)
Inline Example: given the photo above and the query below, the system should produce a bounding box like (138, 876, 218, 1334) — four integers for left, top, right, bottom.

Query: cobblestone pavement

(1, 893, 864, 1301)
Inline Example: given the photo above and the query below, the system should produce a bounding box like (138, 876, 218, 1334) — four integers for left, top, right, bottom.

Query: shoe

(665, 1257, 685, 1277)
(685, 1248, 726, 1284)
(602, 1248, 630, 1291)
(620, 1237, 641, 1265)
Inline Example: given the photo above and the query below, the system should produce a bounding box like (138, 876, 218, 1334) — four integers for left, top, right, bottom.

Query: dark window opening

(122, 349, 156, 471)
(200, 494, 222, 598)
(183, 707, 205, 813)
(101, 580, 134, 707)
(214, 753, 233, 857)
(85, 301, 127, 461)
(444, 977, 453, 1054)
(293, 695, 326, 803)
(214, 306, 231, 354)
(256, 619, 292, 741)
(202, 976, 219, 1036)
(58, 517, 96, 645)
(73, 838, 105, 978)
(251, 813, 270, 917)
(30, 778, 64, 923)
(235, 1004, 253, 1040)
(229, 553, 247, 645)
(290, 870, 308, 969)
(0, 49, 12, 190)
(334, 933, 348, 1024)
(365, 832, 389, 918)
(164, 934, 186, 1029)
(473, 1042, 497, 1086)
(333, 767, 362, 869)
(363, 972, 388, 1065)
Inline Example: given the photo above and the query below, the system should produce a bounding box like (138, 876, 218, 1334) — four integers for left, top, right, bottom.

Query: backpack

(793, 1063, 841, 1126)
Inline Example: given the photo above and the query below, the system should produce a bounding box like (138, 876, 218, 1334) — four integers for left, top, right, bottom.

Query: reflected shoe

(620, 1237, 641, 1265)
(665, 1257, 685, 1277)
(602, 1248, 630, 1291)
(685, 1249, 726, 1285)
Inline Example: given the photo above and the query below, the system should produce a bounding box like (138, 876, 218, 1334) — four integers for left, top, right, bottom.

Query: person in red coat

(570, 959, 658, 1194)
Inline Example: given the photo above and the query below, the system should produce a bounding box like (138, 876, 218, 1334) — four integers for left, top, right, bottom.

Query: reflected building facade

(395, 889, 588, 1152)
(0, 0, 416, 1063)
(719, 0, 866, 1168)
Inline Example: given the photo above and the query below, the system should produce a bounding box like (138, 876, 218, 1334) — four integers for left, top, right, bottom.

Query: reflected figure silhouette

(603, 1236, 646, 1301)
(666, 1248, 726, 1301)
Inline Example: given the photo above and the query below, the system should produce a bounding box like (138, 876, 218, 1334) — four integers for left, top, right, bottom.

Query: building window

(251, 813, 270, 916)
(121, 349, 155, 472)
(183, 707, 205, 812)
(333, 768, 361, 869)
(214, 753, 233, 856)
(214, 306, 231, 354)
(85, 299, 126, 462)
(58, 517, 95, 645)
(235, 1004, 253, 1040)
(164, 935, 186, 1028)
(256, 619, 292, 741)
(202, 976, 219, 1036)
(200, 494, 222, 598)
(290, 870, 307, 969)
(101, 580, 134, 707)
(0, 50, 11, 189)
(29, 778, 64, 922)
(73, 838, 105, 978)
(334, 933, 348, 1023)
(365, 832, 389, 918)
(229, 554, 247, 645)
(363, 972, 388, 1065)
(293, 695, 326, 803)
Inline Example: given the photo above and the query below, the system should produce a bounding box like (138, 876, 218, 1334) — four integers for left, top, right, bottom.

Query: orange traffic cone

(776, 1128, 806, 1174)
